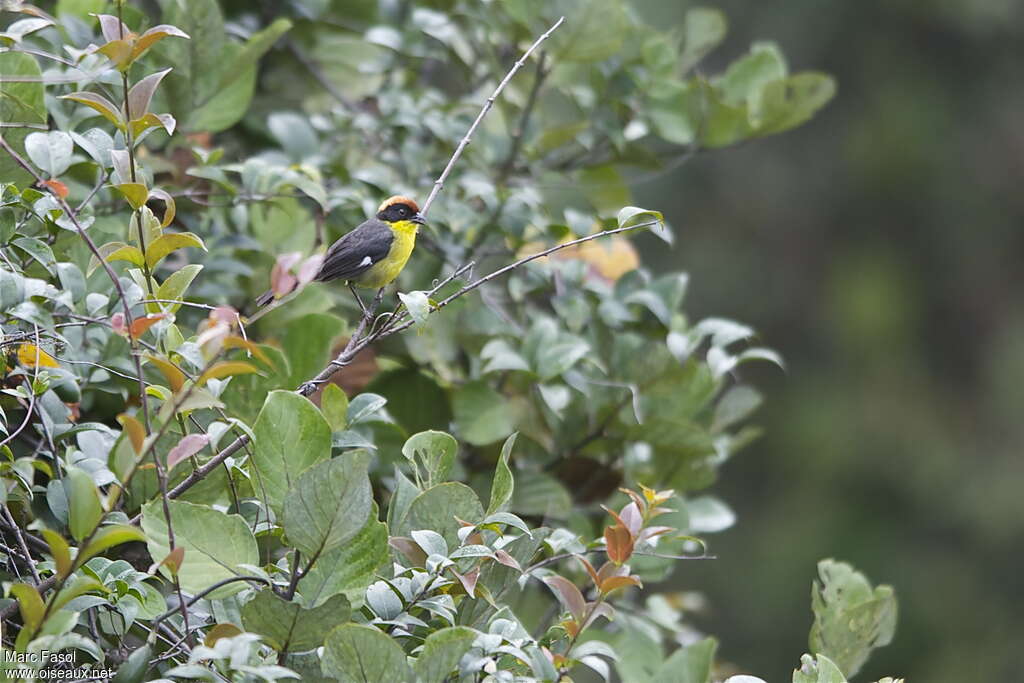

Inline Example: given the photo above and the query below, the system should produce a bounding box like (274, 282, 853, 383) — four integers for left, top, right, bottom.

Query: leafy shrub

(0, 0, 897, 680)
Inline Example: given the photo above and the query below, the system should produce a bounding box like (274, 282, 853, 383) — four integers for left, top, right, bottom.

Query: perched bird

(256, 195, 426, 310)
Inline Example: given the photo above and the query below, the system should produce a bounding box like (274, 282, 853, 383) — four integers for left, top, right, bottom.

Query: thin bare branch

(420, 16, 565, 218)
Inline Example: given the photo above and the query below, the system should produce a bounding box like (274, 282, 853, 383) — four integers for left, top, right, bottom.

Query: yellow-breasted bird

(256, 195, 426, 309)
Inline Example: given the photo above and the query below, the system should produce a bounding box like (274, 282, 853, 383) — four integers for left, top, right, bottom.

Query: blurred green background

(631, 0, 1023, 680)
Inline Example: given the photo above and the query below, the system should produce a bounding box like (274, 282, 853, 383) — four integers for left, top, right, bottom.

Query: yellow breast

(354, 220, 418, 288)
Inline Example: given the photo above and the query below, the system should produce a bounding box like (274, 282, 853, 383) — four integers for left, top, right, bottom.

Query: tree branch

(419, 16, 565, 218)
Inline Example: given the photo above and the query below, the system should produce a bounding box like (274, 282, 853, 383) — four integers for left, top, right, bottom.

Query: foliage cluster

(1, 0, 896, 681)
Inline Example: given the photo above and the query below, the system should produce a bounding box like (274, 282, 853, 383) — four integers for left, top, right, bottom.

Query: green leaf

(809, 560, 897, 678)
(113, 182, 149, 210)
(617, 206, 668, 243)
(78, 524, 148, 567)
(217, 18, 293, 93)
(250, 390, 332, 515)
(106, 244, 146, 267)
(453, 381, 516, 446)
(187, 42, 256, 133)
(696, 78, 754, 148)
(398, 290, 431, 325)
(13, 236, 57, 274)
(299, 503, 389, 608)
(413, 626, 478, 683)
(386, 469, 419, 535)
(401, 482, 484, 547)
(281, 313, 346, 388)
(0, 52, 45, 187)
(61, 91, 125, 130)
(752, 73, 837, 136)
(282, 451, 373, 558)
(322, 624, 413, 683)
(487, 433, 516, 515)
(48, 574, 108, 614)
(67, 466, 103, 542)
(144, 232, 207, 268)
(10, 583, 45, 634)
(652, 637, 717, 683)
(578, 165, 630, 216)
(110, 643, 152, 683)
(680, 8, 728, 73)
(241, 590, 350, 652)
(717, 42, 787, 106)
(402, 430, 457, 488)
(153, 263, 203, 313)
(321, 383, 349, 431)
(793, 654, 847, 683)
(551, 0, 627, 62)
(141, 499, 258, 597)
(649, 80, 703, 147)
(126, 68, 172, 119)
(24, 131, 73, 177)
(41, 529, 71, 578)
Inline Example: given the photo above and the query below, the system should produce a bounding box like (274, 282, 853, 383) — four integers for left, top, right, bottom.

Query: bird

(255, 195, 426, 311)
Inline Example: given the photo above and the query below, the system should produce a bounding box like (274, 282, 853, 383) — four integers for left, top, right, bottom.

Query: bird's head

(377, 196, 426, 225)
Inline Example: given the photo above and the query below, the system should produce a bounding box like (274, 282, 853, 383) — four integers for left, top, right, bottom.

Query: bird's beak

(411, 213, 427, 225)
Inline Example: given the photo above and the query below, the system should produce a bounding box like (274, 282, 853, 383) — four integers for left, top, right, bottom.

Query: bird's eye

(399, 206, 408, 215)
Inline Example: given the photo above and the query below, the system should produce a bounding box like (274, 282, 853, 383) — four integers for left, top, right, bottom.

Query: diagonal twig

(420, 16, 565, 219)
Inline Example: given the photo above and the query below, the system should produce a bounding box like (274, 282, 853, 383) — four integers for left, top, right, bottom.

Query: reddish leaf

(145, 353, 186, 393)
(576, 555, 601, 587)
(110, 312, 127, 336)
(167, 434, 209, 471)
(583, 601, 615, 629)
(270, 252, 302, 297)
(129, 313, 167, 339)
(388, 537, 427, 567)
(95, 14, 129, 43)
(40, 179, 68, 199)
(222, 335, 272, 366)
(298, 254, 324, 285)
(151, 546, 185, 576)
(599, 575, 642, 596)
(493, 549, 522, 572)
(452, 567, 480, 598)
(604, 524, 634, 564)
(210, 306, 238, 326)
(544, 575, 586, 623)
(117, 413, 145, 454)
(618, 502, 643, 536)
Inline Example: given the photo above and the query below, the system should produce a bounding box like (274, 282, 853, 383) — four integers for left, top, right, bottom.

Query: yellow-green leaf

(106, 244, 145, 267)
(113, 182, 148, 210)
(149, 188, 176, 227)
(10, 583, 45, 634)
(197, 361, 259, 386)
(145, 353, 186, 393)
(145, 232, 206, 268)
(96, 38, 134, 70)
(67, 466, 104, 542)
(41, 529, 71, 579)
(77, 524, 148, 567)
(117, 413, 145, 454)
(60, 91, 125, 129)
(153, 264, 203, 313)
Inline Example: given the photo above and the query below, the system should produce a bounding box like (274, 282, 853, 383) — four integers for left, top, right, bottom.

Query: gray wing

(315, 218, 394, 283)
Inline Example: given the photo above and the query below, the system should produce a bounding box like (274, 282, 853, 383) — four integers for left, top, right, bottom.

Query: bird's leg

(348, 282, 368, 317)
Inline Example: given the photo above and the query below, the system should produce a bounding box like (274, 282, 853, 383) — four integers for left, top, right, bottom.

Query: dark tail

(255, 289, 275, 307)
